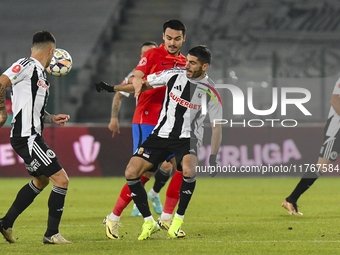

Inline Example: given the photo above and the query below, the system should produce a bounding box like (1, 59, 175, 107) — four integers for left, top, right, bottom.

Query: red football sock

(112, 176, 150, 216)
(163, 170, 183, 214)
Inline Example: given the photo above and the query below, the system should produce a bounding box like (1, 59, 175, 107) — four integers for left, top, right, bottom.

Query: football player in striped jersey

(0, 31, 72, 244)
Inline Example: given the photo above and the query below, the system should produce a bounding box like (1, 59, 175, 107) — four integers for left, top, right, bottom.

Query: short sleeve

(135, 50, 154, 76)
(147, 70, 168, 87)
(3, 59, 29, 85)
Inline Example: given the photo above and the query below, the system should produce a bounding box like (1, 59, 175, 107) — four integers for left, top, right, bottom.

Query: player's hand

(132, 77, 144, 98)
(209, 154, 219, 178)
(108, 117, 120, 138)
(95, 81, 115, 92)
(53, 114, 70, 126)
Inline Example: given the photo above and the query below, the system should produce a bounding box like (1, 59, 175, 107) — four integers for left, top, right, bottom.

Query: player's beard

(187, 66, 203, 79)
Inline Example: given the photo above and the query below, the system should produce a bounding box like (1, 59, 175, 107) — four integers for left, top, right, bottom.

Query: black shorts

(10, 134, 63, 177)
(133, 134, 197, 172)
(319, 118, 340, 161)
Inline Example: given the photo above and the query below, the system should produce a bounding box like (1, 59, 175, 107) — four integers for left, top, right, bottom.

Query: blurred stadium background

(3, 0, 340, 123)
(1, 0, 340, 177)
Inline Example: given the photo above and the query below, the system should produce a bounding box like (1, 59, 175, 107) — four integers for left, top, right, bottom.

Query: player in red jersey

(102, 20, 187, 240)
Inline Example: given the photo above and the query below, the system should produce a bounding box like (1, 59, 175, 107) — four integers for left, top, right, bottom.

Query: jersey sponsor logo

(162, 62, 170, 66)
(170, 91, 201, 110)
(37, 80, 49, 93)
(12, 64, 21, 73)
(138, 57, 147, 66)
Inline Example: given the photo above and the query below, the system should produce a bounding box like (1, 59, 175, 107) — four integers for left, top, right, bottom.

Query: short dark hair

(32, 31, 56, 45)
(188, 45, 212, 65)
(141, 41, 158, 48)
(163, 19, 186, 36)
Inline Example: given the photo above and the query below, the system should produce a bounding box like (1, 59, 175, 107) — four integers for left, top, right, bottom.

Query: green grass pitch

(1, 177, 340, 254)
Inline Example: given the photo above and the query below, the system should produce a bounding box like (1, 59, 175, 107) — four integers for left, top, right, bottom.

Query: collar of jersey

(188, 73, 209, 83)
(160, 44, 184, 59)
(30, 57, 45, 70)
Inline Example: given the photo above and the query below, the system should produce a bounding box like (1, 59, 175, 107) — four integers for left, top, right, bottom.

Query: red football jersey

(132, 43, 186, 125)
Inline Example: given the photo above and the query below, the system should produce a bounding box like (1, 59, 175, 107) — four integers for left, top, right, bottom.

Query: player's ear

(49, 46, 54, 55)
(202, 63, 209, 72)
(183, 35, 186, 42)
(162, 33, 165, 41)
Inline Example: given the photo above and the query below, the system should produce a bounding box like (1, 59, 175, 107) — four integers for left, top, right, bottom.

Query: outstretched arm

(0, 74, 12, 128)
(95, 81, 153, 93)
(128, 70, 145, 98)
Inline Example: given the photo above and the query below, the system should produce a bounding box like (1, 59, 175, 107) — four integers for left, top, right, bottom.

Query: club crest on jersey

(138, 57, 147, 66)
(170, 91, 201, 110)
(12, 64, 21, 73)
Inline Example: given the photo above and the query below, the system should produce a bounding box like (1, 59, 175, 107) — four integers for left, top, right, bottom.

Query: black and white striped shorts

(10, 134, 63, 177)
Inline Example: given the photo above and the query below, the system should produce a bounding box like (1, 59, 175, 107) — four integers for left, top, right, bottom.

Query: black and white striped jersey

(3, 57, 50, 137)
(324, 78, 340, 138)
(147, 68, 222, 141)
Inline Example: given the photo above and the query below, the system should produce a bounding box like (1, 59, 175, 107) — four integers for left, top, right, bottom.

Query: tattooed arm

(43, 111, 55, 123)
(44, 111, 70, 126)
(0, 74, 12, 128)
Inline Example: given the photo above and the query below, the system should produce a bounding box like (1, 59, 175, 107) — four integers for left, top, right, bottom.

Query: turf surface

(0, 177, 339, 254)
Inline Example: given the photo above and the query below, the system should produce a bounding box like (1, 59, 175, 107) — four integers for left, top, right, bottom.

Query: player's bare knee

(60, 176, 69, 188)
(49, 169, 70, 188)
(125, 157, 148, 179)
(33, 177, 49, 190)
(125, 165, 139, 179)
(161, 161, 173, 172)
(182, 166, 191, 178)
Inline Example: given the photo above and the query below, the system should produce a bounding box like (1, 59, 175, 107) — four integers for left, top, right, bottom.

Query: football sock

(109, 212, 120, 221)
(3, 180, 42, 229)
(176, 176, 196, 216)
(163, 170, 183, 214)
(45, 186, 67, 237)
(160, 212, 172, 221)
(153, 167, 171, 193)
(175, 212, 184, 220)
(127, 178, 152, 218)
(149, 188, 157, 198)
(112, 175, 149, 216)
(144, 216, 154, 222)
(286, 171, 321, 203)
